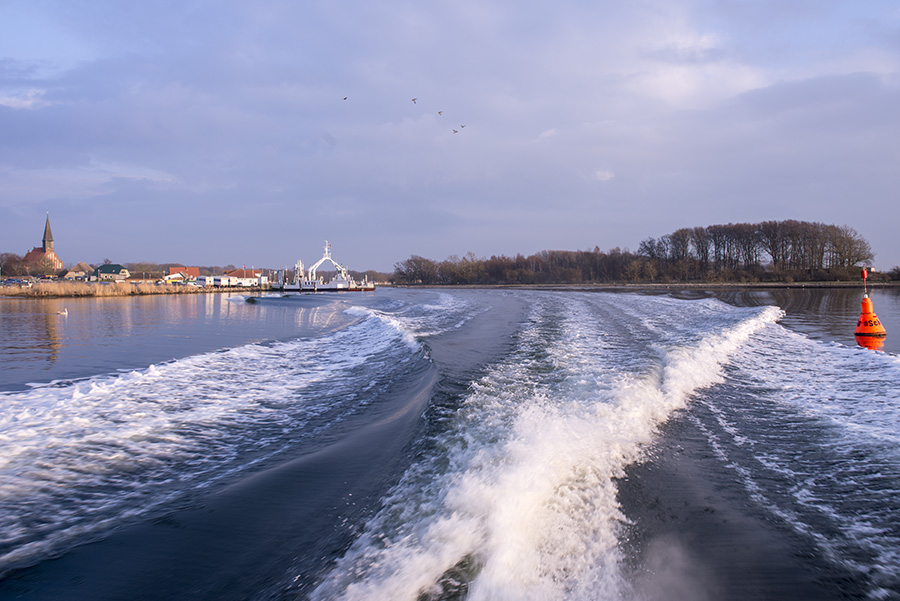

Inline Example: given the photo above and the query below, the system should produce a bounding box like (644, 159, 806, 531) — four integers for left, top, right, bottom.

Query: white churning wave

(0, 308, 421, 571)
(693, 321, 900, 598)
(310, 293, 781, 601)
(375, 290, 484, 339)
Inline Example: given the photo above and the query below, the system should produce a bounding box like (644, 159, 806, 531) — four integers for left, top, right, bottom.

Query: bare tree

(758, 220, 787, 272)
(690, 226, 711, 276)
(825, 225, 874, 268)
(0, 253, 26, 277)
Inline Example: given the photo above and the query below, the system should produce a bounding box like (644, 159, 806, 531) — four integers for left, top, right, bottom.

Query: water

(1, 287, 898, 600)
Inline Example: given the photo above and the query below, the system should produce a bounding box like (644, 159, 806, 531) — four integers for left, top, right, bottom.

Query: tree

(733, 223, 761, 271)
(758, 220, 786, 271)
(0, 253, 26, 277)
(707, 224, 730, 272)
(392, 255, 439, 284)
(668, 228, 692, 281)
(690, 226, 711, 276)
(825, 225, 874, 268)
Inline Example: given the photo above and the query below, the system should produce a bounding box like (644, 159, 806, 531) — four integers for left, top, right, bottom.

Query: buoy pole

(854, 267, 887, 350)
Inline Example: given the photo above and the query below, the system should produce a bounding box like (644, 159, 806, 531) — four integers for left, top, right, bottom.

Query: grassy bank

(1, 281, 263, 298)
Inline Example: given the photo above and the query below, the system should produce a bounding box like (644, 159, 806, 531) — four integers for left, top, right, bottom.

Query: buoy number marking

(857, 318, 882, 327)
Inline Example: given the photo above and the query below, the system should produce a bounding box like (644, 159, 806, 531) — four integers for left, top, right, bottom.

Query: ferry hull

(275, 283, 375, 292)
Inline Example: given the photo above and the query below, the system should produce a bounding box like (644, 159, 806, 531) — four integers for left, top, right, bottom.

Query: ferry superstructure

(276, 242, 375, 292)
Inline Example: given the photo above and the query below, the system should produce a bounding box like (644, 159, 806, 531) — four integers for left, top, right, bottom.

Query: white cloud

(590, 169, 615, 182)
(0, 88, 49, 109)
(627, 62, 767, 108)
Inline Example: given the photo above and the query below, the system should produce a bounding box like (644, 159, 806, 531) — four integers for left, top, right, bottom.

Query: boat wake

(309, 294, 781, 601)
(0, 306, 424, 573)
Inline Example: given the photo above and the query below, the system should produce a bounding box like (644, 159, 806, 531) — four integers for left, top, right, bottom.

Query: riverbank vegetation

(392, 220, 896, 285)
(2, 281, 212, 297)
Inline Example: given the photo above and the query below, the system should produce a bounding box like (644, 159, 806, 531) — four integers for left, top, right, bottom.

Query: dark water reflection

(712, 287, 900, 354)
(0, 293, 351, 392)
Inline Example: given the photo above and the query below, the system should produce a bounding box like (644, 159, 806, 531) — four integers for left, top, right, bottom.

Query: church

(23, 213, 64, 272)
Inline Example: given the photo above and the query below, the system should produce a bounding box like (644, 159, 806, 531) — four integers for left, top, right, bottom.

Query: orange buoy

(855, 268, 886, 350)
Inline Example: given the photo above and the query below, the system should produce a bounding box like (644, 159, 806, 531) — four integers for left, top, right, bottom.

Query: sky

(1, 0, 899, 273)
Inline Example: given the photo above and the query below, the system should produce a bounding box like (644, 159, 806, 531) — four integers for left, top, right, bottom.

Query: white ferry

(275, 241, 375, 292)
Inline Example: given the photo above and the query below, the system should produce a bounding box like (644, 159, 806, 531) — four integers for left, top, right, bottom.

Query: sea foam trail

(0, 309, 421, 572)
(309, 294, 780, 601)
(692, 321, 900, 598)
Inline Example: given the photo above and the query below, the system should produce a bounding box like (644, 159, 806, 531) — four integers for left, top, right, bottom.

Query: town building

(92, 264, 131, 281)
(23, 213, 63, 272)
(224, 268, 268, 287)
(168, 266, 200, 278)
(63, 262, 95, 280)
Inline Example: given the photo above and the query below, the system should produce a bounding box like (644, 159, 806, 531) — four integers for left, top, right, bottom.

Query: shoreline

(395, 281, 897, 291)
(0, 281, 271, 298)
(2, 279, 895, 298)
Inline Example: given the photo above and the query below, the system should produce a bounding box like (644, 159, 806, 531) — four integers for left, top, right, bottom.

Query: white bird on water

(57, 308, 67, 316)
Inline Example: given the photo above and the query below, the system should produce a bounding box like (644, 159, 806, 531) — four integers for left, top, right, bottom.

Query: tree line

(392, 220, 891, 285)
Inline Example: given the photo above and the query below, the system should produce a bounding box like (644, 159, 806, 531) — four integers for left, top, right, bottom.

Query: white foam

(345, 306, 421, 351)
(691, 321, 900, 594)
(0, 308, 420, 570)
(311, 293, 779, 600)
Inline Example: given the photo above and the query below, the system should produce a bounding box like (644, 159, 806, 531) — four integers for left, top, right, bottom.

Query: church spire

(43, 212, 54, 252)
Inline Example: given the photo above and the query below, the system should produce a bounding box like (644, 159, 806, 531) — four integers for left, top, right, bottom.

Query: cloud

(589, 169, 615, 182)
(1, 0, 899, 269)
(0, 88, 48, 109)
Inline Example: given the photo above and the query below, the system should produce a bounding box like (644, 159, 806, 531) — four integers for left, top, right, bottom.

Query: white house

(213, 275, 236, 287)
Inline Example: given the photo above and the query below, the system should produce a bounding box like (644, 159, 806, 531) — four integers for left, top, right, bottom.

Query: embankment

(1, 281, 269, 298)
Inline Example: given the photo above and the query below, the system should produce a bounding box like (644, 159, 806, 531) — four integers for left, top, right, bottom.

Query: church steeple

(43, 212, 54, 252)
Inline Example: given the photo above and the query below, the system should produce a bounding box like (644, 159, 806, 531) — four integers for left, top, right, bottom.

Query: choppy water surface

(1, 288, 898, 600)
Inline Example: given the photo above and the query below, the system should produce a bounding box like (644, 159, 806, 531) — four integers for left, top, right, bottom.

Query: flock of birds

(342, 95, 467, 134)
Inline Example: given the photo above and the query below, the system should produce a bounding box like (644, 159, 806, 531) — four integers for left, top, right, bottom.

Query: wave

(691, 322, 900, 597)
(0, 306, 424, 572)
(309, 293, 780, 601)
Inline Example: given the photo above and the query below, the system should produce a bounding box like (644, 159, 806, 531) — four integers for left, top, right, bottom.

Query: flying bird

(343, 96, 348, 100)
(438, 111, 443, 115)
(452, 129, 458, 134)
(411, 98, 417, 103)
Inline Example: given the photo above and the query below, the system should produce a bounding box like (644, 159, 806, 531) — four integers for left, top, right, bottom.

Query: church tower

(23, 212, 63, 272)
(43, 212, 54, 252)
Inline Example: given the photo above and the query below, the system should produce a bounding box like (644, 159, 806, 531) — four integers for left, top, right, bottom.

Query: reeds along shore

(1, 281, 255, 298)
